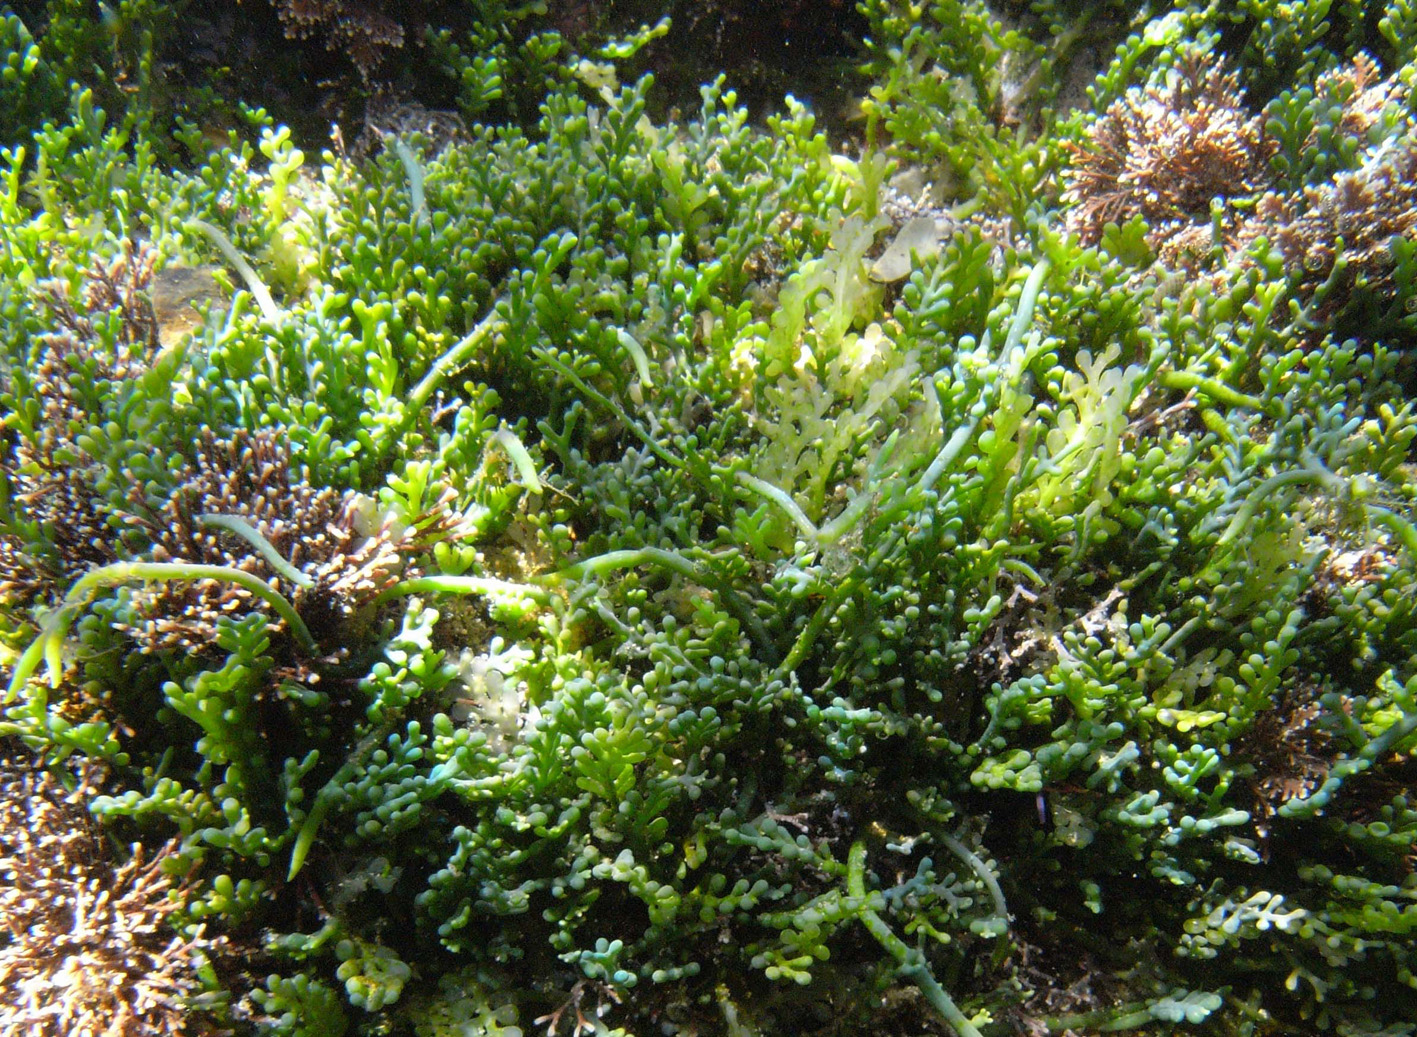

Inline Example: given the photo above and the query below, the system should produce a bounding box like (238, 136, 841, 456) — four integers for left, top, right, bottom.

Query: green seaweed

(3, 2, 1417, 1036)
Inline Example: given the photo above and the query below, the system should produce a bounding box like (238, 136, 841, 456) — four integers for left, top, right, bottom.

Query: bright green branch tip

(489, 428, 543, 495)
(736, 472, 819, 541)
(187, 219, 281, 323)
(5, 561, 317, 700)
(199, 514, 314, 588)
(393, 137, 427, 225)
(543, 547, 778, 664)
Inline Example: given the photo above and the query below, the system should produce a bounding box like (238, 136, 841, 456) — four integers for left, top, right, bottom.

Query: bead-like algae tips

(4, 2, 1417, 1035)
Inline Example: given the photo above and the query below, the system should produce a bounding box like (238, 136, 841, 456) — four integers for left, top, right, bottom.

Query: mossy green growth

(3, 2, 1417, 1036)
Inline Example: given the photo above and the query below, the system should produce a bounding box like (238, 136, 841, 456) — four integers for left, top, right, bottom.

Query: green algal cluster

(2, 1, 1417, 1035)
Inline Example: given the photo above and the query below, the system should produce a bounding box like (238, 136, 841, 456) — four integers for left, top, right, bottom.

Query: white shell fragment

(870, 216, 945, 282)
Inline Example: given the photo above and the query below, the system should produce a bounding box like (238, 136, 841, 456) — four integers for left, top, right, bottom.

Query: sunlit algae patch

(2, 1, 1417, 1034)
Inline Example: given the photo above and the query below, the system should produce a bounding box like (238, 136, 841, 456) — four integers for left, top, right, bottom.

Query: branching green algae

(3, 2, 1417, 1035)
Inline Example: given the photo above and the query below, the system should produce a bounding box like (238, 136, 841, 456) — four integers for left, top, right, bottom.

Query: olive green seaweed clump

(2, 1, 1417, 1036)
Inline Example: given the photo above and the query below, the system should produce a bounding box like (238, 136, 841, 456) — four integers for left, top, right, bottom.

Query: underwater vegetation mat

(3, 0, 1417, 1034)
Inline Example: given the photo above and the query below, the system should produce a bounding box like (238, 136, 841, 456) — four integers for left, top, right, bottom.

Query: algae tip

(616, 327, 652, 387)
(186, 218, 281, 324)
(393, 137, 428, 225)
(490, 428, 543, 494)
